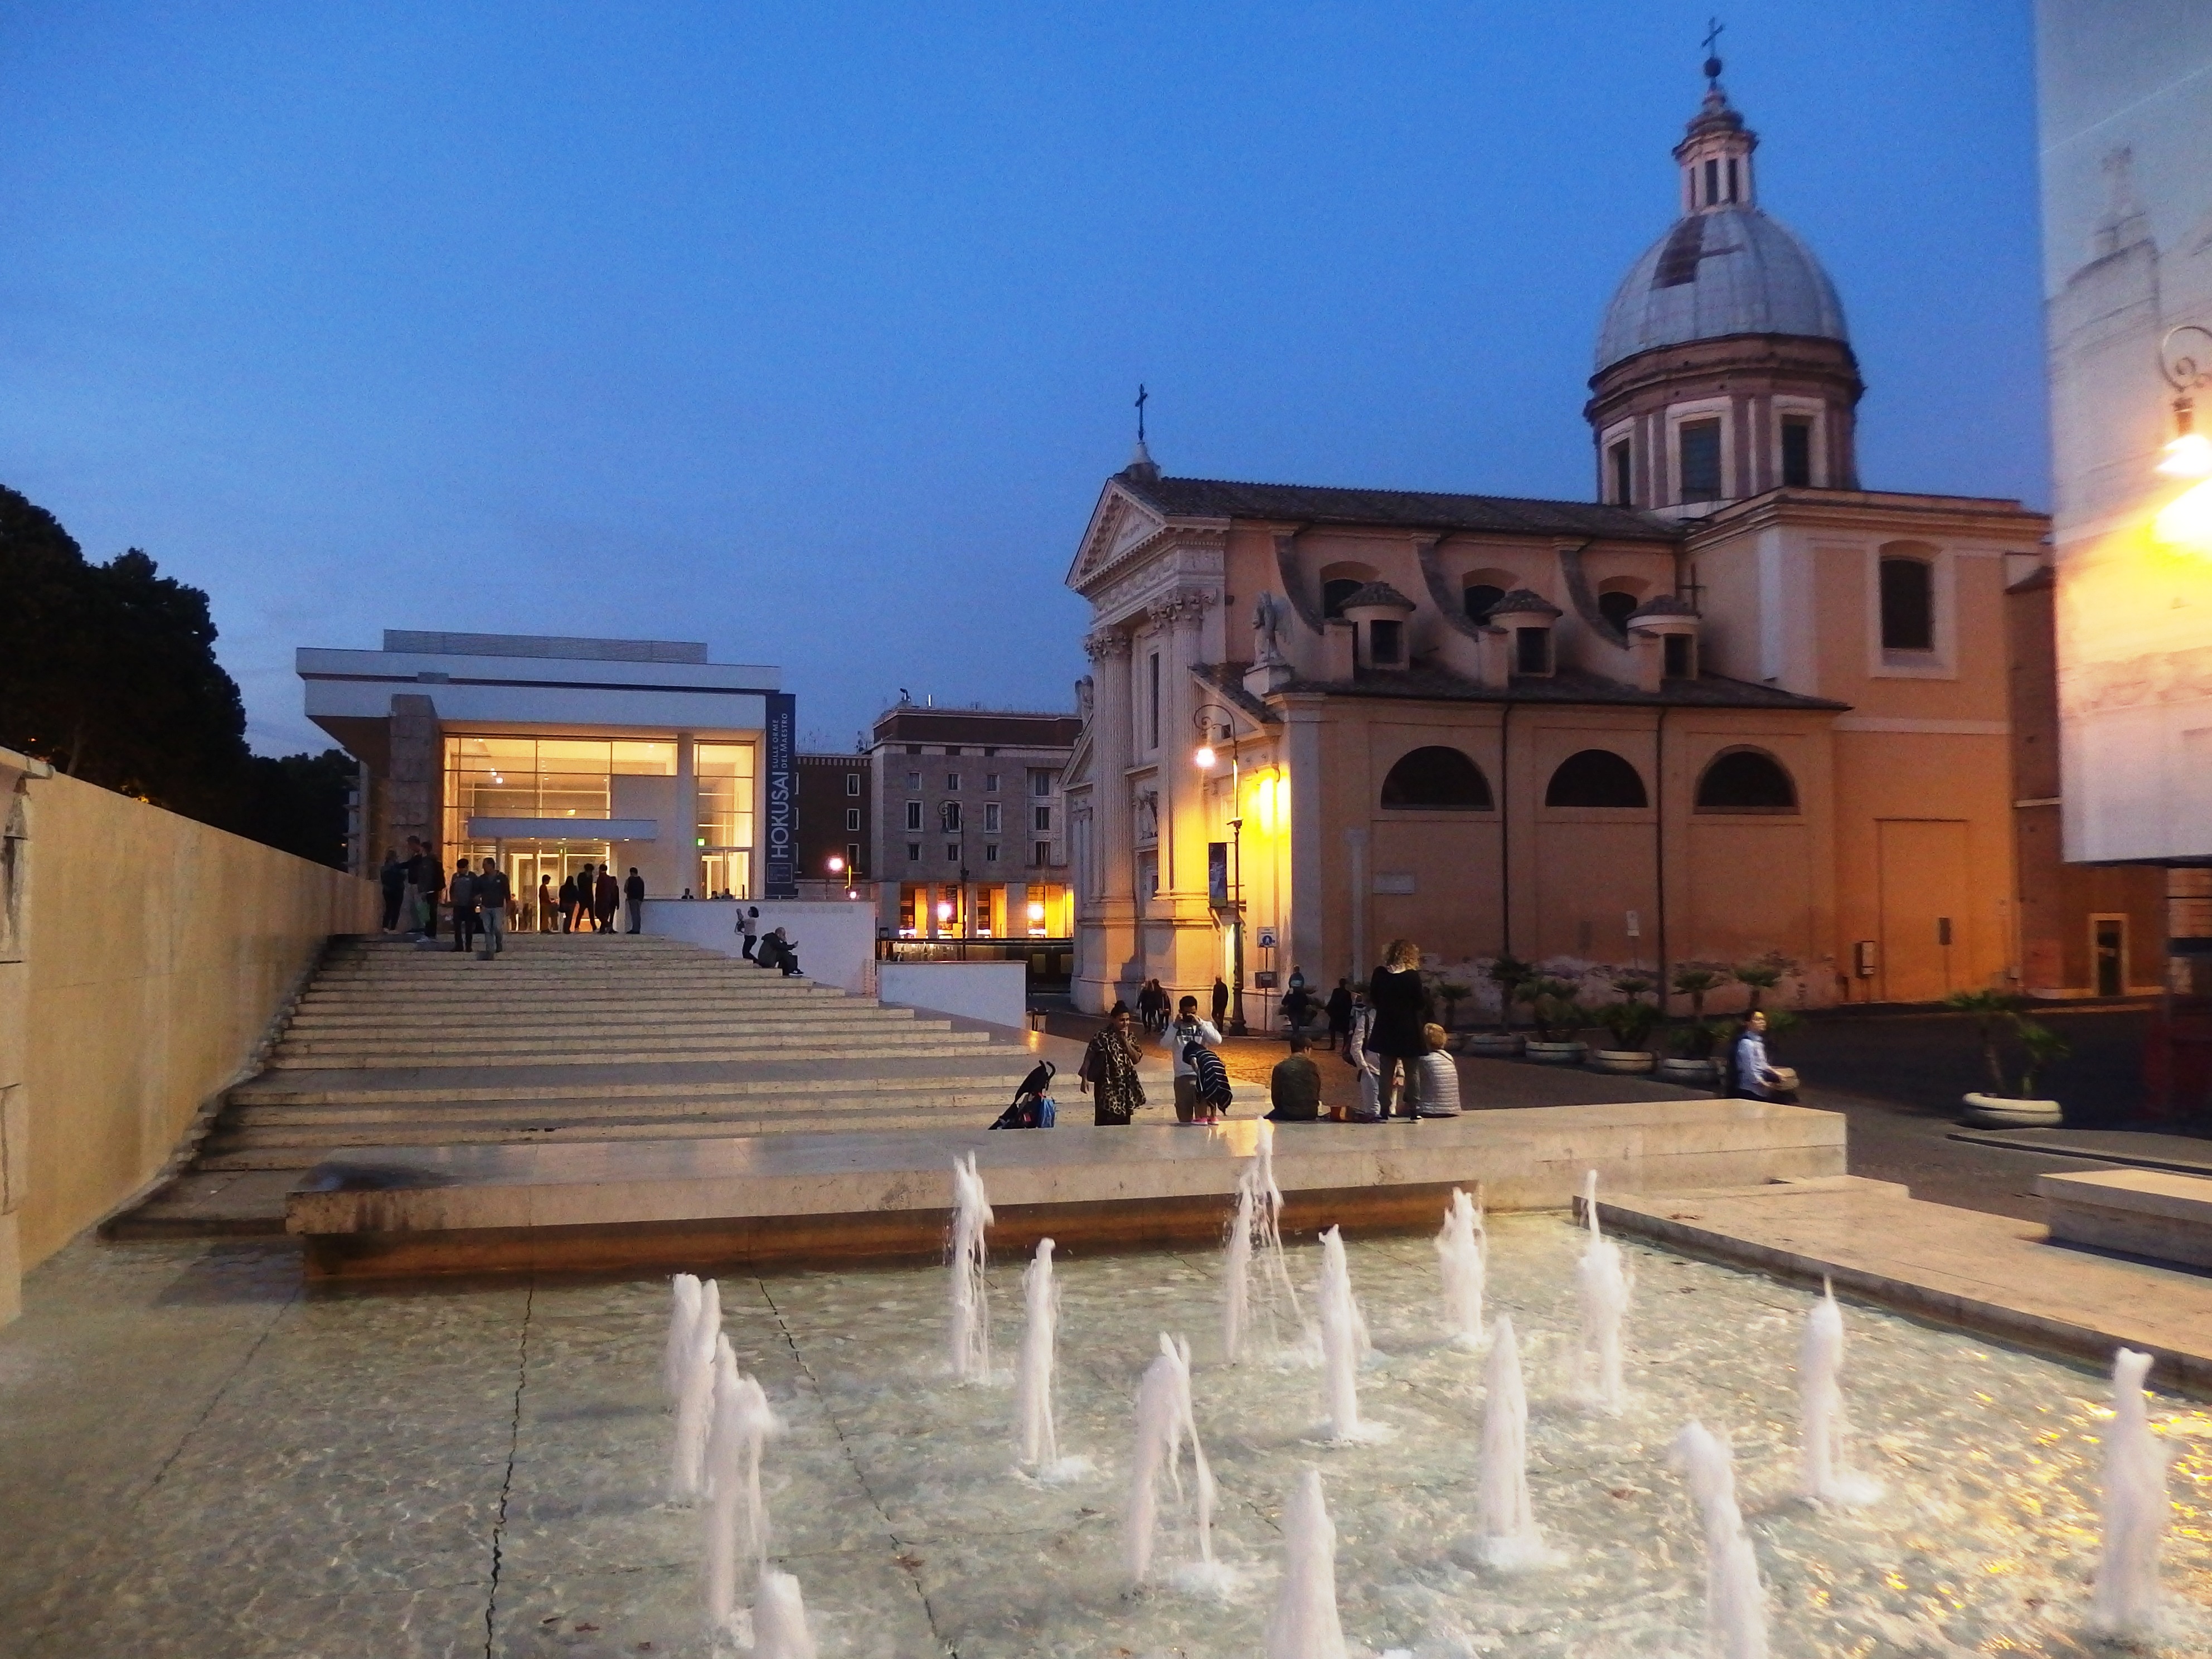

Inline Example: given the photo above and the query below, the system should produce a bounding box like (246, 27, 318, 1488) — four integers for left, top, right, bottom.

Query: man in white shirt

(1162, 995, 1224, 1124)
(1733, 1010, 1782, 1099)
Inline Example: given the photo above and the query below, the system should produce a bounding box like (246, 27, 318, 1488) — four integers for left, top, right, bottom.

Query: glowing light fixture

(2158, 431, 2212, 479)
(827, 855, 845, 875)
(937, 900, 954, 921)
(1194, 743, 1217, 771)
(1026, 900, 1045, 922)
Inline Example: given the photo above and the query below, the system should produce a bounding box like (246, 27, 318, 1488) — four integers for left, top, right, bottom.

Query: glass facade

(695, 742, 755, 900)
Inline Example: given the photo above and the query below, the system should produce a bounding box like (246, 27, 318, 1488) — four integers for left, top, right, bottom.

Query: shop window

(1694, 748, 1797, 813)
(1545, 749, 1648, 808)
(1379, 746, 1493, 810)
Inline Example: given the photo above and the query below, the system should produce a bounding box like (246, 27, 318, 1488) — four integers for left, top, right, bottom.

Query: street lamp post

(1192, 701, 1247, 1035)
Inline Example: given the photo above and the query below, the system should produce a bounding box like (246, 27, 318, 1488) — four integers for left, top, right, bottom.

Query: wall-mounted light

(2156, 325, 2212, 551)
(1194, 743, 1217, 771)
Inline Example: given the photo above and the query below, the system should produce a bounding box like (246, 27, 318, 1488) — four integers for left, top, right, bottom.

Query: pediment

(1067, 482, 1168, 591)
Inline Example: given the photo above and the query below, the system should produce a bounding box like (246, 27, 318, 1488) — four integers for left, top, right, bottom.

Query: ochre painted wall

(13, 767, 375, 1275)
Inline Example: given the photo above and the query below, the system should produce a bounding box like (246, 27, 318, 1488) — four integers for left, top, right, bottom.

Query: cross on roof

(1135, 383, 1148, 443)
(1702, 17, 1724, 86)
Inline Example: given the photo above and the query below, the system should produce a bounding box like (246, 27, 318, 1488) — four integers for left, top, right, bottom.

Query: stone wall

(0, 749, 377, 1320)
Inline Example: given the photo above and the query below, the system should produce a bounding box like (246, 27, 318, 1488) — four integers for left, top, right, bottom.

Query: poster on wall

(2038, 2, 2212, 862)
(765, 692, 797, 898)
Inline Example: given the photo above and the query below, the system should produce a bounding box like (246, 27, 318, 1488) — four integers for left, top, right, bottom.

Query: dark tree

(0, 483, 352, 865)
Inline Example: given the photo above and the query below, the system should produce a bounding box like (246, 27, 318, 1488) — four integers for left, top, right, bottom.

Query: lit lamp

(1192, 702, 1248, 1034)
(2156, 324, 2212, 551)
(1027, 898, 1046, 938)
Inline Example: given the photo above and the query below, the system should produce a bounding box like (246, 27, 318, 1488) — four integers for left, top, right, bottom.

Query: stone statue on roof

(1253, 591, 1292, 665)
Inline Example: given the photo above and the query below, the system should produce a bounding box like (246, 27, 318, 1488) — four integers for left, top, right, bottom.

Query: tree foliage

(0, 483, 353, 868)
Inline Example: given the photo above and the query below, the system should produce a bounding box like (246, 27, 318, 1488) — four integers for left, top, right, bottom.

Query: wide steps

(266, 1032, 993, 1069)
(229, 1053, 1036, 1107)
(217, 1082, 1021, 1130)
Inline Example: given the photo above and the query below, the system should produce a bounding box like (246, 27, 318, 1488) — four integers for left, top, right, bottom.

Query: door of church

(1876, 819, 1970, 1003)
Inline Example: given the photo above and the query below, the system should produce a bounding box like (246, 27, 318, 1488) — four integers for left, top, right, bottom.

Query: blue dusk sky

(0, 2, 2047, 755)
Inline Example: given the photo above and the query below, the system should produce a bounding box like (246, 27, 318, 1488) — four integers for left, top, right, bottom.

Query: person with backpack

(1162, 995, 1224, 1124)
(1183, 1036, 1234, 1123)
(1324, 978, 1354, 1054)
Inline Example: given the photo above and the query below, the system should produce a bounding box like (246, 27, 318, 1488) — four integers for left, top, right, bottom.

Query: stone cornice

(1147, 589, 1215, 630)
(1685, 488, 2049, 546)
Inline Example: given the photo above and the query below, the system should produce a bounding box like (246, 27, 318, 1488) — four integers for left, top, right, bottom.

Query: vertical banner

(766, 691, 798, 898)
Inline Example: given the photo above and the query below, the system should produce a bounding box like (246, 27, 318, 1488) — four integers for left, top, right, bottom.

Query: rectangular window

(1726, 157, 1739, 202)
(984, 843, 999, 863)
(905, 801, 922, 831)
(945, 773, 960, 791)
(905, 772, 921, 790)
(845, 773, 860, 796)
(1369, 619, 1404, 665)
(984, 803, 1001, 833)
(1879, 556, 1935, 651)
(1147, 651, 1161, 750)
(693, 742, 756, 856)
(1032, 770, 1052, 796)
(945, 746, 961, 756)
(1034, 805, 1051, 832)
(846, 842, 861, 872)
(1036, 841, 1052, 867)
(1515, 626, 1552, 675)
(942, 802, 961, 831)
(945, 843, 960, 863)
(846, 807, 861, 832)
(1663, 633, 1693, 678)
(1679, 418, 1723, 501)
(1704, 157, 1719, 206)
(907, 841, 921, 862)
(1780, 417, 1813, 488)
(1610, 438, 1633, 505)
(984, 773, 1000, 792)
(906, 744, 921, 755)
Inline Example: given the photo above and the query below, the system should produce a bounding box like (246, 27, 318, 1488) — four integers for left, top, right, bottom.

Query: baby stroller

(988, 1060, 1058, 1129)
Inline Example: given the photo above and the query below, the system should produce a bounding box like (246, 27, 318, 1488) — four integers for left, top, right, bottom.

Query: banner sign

(765, 692, 797, 898)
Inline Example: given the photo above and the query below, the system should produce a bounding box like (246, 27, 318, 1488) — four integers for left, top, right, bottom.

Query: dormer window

(1515, 627, 1553, 676)
(1597, 590, 1640, 632)
(1338, 580, 1419, 673)
(1487, 588, 1564, 677)
(1464, 583, 1505, 624)
(1664, 633, 1695, 678)
(1369, 619, 1404, 666)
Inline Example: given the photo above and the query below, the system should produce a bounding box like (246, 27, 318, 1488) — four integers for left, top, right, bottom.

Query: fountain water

(1014, 1237, 1090, 1481)
(1466, 1315, 1550, 1569)
(704, 1335, 783, 1628)
(1123, 1333, 1224, 1590)
(1574, 1172, 1631, 1414)
(1224, 1122, 1314, 1365)
(1673, 1420, 1769, 1659)
(663, 1272, 702, 1404)
(1316, 1226, 1384, 1443)
(948, 1152, 995, 1382)
(1434, 1188, 1486, 1348)
(2090, 1346, 2169, 1640)
(670, 1276, 721, 1501)
(750, 1570, 819, 1659)
(1798, 1282, 1880, 1506)
(1264, 1467, 1347, 1659)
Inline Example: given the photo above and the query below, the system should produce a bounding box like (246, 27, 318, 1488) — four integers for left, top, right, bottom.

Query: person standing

(1183, 1036, 1233, 1123)
(1162, 995, 1224, 1125)
(557, 871, 579, 933)
(1324, 978, 1354, 1054)
(1366, 939, 1432, 1121)
(738, 905, 760, 960)
(594, 865, 619, 933)
(477, 859, 510, 954)
(623, 867, 646, 934)
(1211, 977, 1230, 1031)
(420, 848, 446, 940)
(377, 850, 405, 933)
(1280, 980, 1311, 1040)
(449, 858, 480, 954)
(1078, 1003, 1147, 1125)
(536, 874, 555, 932)
(1343, 987, 1381, 1122)
(400, 837, 425, 935)
(1265, 1033, 1323, 1122)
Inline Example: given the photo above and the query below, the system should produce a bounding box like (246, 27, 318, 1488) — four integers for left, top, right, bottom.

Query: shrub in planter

(1595, 974, 1660, 1055)
(1484, 954, 1534, 1031)
(1948, 989, 2070, 1126)
(1527, 978, 1587, 1043)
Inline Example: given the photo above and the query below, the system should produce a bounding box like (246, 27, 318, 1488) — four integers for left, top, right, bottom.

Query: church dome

(1595, 205, 1848, 373)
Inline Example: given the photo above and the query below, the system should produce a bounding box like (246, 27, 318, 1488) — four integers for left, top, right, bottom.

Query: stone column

(386, 693, 441, 855)
(1153, 591, 1211, 900)
(1079, 628, 1136, 1009)
(0, 749, 46, 1326)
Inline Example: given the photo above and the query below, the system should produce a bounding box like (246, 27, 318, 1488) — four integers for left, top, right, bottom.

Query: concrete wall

(877, 961, 1028, 1029)
(0, 750, 378, 1321)
(640, 898, 880, 996)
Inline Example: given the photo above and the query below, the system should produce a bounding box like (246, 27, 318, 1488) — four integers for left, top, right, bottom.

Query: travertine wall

(0, 750, 375, 1319)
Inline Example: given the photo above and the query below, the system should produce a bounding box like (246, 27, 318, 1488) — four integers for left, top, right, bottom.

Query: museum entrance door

(490, 844, 612, 930)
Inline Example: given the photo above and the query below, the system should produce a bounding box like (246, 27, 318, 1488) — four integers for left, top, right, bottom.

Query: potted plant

(1524, 977, 1588, 1064)
(1950, 989, 2068, 1128)
(1733, 953, 1791, 1011)
(1657, 964, 1731, 1085)
(1435, 978, 1472, 1049)
(1590, 973, 1660, 1074)
(1469, 955, 1533, 1056)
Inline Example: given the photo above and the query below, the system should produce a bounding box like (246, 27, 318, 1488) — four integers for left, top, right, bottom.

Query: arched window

(1597, 590, 1640, 631)
(1879, 551, 1934, 651)
(1694, 748, 1798, 813)
(1544, 749, 1648, 809)
(1463, 583, 1506, 625)
(1380, 746, 1494, 810)
(1322, 578, 1364, 619)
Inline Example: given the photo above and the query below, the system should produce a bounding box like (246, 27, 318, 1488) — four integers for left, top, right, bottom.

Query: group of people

(1075, 938, 1466, 1128)
(375, 841, 651, 941)
(733, 905, 804, 976)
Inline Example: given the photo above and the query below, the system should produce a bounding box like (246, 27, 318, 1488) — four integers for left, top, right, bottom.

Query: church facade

(1061, 74, 2047, 1018)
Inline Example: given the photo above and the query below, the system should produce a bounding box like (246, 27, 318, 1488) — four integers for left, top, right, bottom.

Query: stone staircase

(112, 933, 1045, 1234)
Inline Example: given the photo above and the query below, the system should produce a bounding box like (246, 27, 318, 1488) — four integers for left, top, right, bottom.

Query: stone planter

(1524, 1040, 1587, 1065)
(1657, 1058, 1720, 1087)
(1959, 1092, 2062, 1129)
(1465, 1031, 1525, 1058)
(1589, 1048, 1656, 1075)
